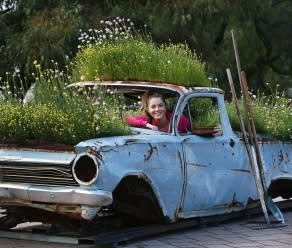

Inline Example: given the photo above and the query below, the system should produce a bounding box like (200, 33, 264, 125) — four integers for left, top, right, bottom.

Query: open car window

(182, 96, 223, 136)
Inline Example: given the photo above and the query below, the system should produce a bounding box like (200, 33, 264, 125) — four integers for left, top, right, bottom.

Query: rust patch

(258, 138, 278, 144)
(55, 204, 84, 220)
(0, 138, 74, 152)
(230, 168, 250, 173)
(124, 139, 139, 145)
(144, 144, 157, 161)
(279, 149, 289, 164)
(88, 146, 103, 160)
(224, 193, 243, 209)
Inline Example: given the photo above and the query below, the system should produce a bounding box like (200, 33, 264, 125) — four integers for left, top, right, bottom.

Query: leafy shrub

(0, 62, 130, 145)
(227, 91, 292, 141)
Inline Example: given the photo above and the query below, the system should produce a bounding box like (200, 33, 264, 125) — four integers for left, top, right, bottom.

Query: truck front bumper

(0, 183, 113, 220)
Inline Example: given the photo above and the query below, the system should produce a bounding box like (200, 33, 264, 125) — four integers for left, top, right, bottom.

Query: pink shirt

(124, 112, 190, 133)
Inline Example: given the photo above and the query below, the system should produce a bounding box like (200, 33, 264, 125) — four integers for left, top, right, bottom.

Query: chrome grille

(0, 162, 79, 187)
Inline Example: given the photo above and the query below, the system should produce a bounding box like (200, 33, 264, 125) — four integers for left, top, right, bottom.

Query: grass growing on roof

(72, 17, 209, 87)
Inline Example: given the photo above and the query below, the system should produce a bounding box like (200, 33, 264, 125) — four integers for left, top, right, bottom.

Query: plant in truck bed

(0, 63, 130, 145)
(227, 85, 291, 141)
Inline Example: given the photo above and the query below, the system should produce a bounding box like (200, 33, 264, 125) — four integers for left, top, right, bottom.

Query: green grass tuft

(72, 39, 209, 87)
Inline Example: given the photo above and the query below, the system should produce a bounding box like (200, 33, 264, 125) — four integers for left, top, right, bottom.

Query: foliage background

(1, 0, 291, 95)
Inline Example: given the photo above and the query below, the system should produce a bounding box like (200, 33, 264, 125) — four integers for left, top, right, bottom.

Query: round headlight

(72, 153, 99, 185)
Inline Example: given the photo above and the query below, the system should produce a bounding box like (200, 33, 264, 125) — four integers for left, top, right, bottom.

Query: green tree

(1, 0, 291, 94)
(103, 0, 292, 92)
(0, 1, 81, 84)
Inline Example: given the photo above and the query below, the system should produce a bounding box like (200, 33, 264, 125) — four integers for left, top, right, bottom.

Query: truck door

(175, 94, 256, 218)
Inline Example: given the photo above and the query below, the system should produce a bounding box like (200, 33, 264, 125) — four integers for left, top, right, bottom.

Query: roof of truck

(68, 81, 224, 95)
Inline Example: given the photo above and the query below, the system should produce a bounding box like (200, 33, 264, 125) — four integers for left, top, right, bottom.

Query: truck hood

(74, 127, 171, 154)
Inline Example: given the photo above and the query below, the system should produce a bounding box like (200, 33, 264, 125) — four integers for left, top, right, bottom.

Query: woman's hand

(146, 123, 159, 131)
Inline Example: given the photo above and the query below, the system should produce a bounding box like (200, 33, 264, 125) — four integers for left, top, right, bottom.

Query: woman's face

(147, 97, 167, 120)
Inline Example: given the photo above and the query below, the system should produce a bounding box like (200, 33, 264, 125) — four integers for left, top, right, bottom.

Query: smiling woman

(124, 91, 190, 133)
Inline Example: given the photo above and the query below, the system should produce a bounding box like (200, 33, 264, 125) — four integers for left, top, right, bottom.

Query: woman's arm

(124, 115, 148, 128)
(124, 115, 159, 130)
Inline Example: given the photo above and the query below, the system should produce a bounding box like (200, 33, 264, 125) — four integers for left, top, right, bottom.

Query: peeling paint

(144, 144, 157, 161)
(279, 150, 289, 164)
(88, 146, 103, 160)
(230, 169, 250, 173)
(124, 139, 139, 145)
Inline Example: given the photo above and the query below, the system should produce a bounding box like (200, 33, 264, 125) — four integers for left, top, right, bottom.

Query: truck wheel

(0, 209, 25, 230)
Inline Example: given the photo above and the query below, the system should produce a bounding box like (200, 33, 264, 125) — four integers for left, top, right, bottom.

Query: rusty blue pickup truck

(0, 80, 291, 229)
